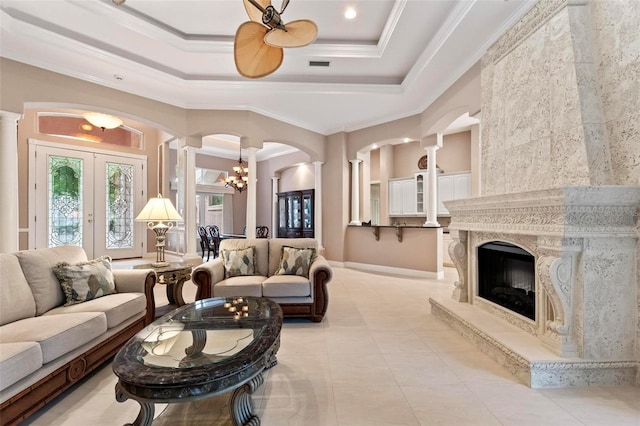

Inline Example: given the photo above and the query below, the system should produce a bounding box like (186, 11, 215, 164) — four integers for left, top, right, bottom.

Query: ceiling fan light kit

(235, 0, 318, 78)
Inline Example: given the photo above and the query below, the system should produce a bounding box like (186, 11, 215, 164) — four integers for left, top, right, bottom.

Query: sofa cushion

(0, 312, 107, 363)
(274, 246, 316, 278)
(262, 275, 311, 298)
(0, 342, 43, 391)
(213, 276, 266, 298)
(219, 239, 269, 276)
(221, 247, 256, 278)
(16, 246, 88, 315)
(44, 293, 145, 329)
(53, 256, 116, 306)
(268, 238, 318, 276)
(0, 254, 37, 326)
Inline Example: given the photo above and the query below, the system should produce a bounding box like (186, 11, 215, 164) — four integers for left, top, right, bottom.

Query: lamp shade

(135, 194, 182, 222)
(83, 112, 123, 130)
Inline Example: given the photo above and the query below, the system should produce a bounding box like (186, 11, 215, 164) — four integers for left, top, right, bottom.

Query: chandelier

(225, 147, 249, 192)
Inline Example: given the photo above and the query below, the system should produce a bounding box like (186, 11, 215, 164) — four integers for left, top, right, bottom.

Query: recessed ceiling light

(372, 143, 378, 149)
(344, 7, 357, 20)
(404, 138, 411, 143)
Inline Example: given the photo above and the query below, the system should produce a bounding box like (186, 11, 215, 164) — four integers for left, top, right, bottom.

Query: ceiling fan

(235, 0, 318, 78)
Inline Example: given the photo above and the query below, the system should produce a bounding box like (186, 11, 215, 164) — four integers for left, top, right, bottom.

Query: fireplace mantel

(431, 186, 640, 387)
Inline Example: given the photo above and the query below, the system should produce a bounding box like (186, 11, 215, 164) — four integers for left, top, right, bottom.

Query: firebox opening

(478, 241, 535, 321)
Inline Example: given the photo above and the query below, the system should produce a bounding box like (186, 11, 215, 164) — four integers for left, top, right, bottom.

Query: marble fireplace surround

(429, 186, 640, 387)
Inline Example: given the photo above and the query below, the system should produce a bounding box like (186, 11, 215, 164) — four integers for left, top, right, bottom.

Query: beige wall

(3, 53, 482, 264)
(344, 226, 441, 273)
(322, 132, 349, 261)
(279, 164, 315, 193)
(437, 131, 471, 173)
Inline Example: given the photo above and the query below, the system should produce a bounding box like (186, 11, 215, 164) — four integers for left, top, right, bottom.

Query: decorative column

(245, 145, 258, 239)
(424, 134, 442, 227)
(179, 136, 200, 261)
(313, 161, 324, 248)
(349, 159, 362, 225)
(271, 176, 279, 238)
(0, 111, 20, 253)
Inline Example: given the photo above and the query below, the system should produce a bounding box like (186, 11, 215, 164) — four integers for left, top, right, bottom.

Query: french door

(30, 140, 146, 259)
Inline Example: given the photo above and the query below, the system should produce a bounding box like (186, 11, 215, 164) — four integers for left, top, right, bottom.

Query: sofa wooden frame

(0, 274, 156, 426)
(192, 267, 331, 322)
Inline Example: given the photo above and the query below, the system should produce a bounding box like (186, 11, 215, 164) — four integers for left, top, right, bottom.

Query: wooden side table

(133, 262, 192, 317)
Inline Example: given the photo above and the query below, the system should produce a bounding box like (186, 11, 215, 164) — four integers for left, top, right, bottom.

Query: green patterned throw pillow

(53, 256, 116, 306)
(275, 246, 315, 278)
(222, 247, 256, 278)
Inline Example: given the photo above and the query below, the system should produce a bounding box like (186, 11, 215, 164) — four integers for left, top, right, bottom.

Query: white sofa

(0, 246, 155, 425)
(192, 238, 332, 322)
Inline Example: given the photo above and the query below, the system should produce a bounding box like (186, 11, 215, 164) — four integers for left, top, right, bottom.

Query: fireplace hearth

(478, 242, 535, 320)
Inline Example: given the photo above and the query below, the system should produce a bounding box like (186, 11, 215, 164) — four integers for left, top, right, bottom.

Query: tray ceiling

(0, 0, 536, 135)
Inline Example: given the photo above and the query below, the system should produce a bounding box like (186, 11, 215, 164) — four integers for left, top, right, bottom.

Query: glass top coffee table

(113, 297, 282, 426)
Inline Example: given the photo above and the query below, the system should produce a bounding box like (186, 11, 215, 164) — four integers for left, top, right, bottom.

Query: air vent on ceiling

(309, 60, 330, 67)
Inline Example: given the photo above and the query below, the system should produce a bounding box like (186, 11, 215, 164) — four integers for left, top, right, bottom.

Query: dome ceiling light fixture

(83, 112, 123, 131)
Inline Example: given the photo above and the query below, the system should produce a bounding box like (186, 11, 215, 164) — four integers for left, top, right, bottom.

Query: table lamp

(135, 194, 182, 267)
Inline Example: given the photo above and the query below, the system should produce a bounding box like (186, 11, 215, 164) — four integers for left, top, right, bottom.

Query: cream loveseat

(0, 246, 155, 426)
(192, 238, 332, 322)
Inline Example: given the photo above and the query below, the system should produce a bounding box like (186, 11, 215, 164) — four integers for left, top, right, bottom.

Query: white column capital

(349, 159, 363, 165)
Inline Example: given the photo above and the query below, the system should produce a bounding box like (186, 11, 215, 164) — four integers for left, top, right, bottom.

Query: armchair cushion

(221, 247, 256, 278)
(53, 256, 116, 306)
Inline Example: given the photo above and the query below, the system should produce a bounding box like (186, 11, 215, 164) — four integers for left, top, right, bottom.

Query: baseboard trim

(344, 262, 443, 279)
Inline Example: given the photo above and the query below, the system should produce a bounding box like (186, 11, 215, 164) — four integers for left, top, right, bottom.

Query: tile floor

(23, 267, 640, 425)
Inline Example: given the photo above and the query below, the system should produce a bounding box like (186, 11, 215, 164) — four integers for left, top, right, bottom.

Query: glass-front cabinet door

(291, 193, 302, 229)
(277, 189, 314, 238)
(302, 189, 314, 237)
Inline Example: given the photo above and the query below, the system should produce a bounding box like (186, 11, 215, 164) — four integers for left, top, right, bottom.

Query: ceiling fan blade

(280, 0, 290, 14)
(264, 19, 318, 48)
(234, 21, 284, 78)
(243, 0, 271, 23)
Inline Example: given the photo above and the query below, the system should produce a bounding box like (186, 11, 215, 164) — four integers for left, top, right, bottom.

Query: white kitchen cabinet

(388, 179, 404, 215)
(437, 172, 471, 215)
(389, 178, 417, 216)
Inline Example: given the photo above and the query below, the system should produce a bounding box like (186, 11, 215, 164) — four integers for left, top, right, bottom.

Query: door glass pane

(49, 156, 82, 247)
(106, 162, 134, 249)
